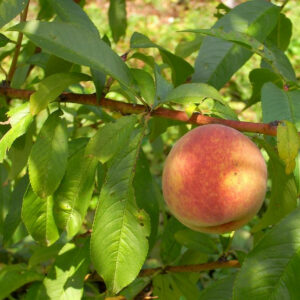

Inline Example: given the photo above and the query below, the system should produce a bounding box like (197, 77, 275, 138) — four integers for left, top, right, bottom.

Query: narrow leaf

(133, 150, 160, 250)
(0, 264, 43, 300)
(29, 110, 68, 198)
(261, 83, 300, 129)
(188, 28, 294, 82)
(0, 114, 33, 162)
(85, 115, 137, 164)
(234, 207, 300, 300)
(246, 68, 283, 108)
(277, 121, 300, 174)
(268, 13, 292, 51)
(47, 0, 99, 37)
(131, 68, 155, 106)
(160, 217, 184, 264)
(192, 0, 280, 89)
(0, 33, 12, 47)
(162, 82, 223, 104)
(22, 185, 60, 246)
(252, 139, 297, 232)
(11, 21, 133, 89)
(91, 128, 150, 294)
(109, 0, 127, 43)
(199, 273, 236, 300)
(43, 240, 90, 300)
(174, 229, 218, 254)
(295, 152, 300, 196)
(29, 242, 64, 267)
(30, 72, 90, 115)
(3, 176, 28, 245)
(153, 273, 201, 300)
(0, 0, 28, 28)
(7, 123, 33, 179)
(54, 148, 98, 239)
(130, 32, 193, 86)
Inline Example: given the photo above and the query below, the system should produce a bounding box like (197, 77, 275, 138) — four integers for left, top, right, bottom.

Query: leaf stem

(7, 0, 30, 83)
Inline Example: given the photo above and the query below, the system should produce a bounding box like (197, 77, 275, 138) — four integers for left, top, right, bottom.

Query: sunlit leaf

(277, 120, 300, 174)
(28, 110, 68, 198)
(91, 128, 150, 294)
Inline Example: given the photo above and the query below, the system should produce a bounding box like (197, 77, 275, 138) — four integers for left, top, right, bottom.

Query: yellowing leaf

(277, 120, 300, 174)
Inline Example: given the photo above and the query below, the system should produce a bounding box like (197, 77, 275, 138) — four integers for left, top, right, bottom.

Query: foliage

(0, 0, 300, 299)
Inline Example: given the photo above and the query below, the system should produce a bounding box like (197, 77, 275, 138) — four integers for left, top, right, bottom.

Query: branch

(85, 260, 240, 282)
(7, 1, 30, 83)
(0, 86, 279, 136)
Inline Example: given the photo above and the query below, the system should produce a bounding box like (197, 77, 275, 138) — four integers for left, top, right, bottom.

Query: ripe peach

(162, 124, 267, 234)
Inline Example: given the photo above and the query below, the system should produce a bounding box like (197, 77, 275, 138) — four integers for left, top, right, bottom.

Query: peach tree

(0, 0, 299, 299)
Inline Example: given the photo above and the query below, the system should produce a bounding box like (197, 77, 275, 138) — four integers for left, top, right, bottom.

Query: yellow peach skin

(162, 124, 267, 234)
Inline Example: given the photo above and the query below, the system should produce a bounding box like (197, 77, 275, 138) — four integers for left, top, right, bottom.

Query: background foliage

(0, 0, 300, 299)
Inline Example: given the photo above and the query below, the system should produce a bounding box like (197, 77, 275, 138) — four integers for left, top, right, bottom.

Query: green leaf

(192, 0, 280, 89)
(0, 164, 10, 234)
(159, 49, 194, 87)
(131, 68, 155, 106)
(85, 115, 137, 164)
(188, 28, 295, 83)
(199, 273, 236, 300)
(277, 121, 300, 174)
(120, 277, 151, 300)
(175, 35, 203, 58)
(130, 32, 193, 86)
(234, 207, 300, 300)
(0, 33, 11, 47)
(47, 0, 99, 37)
(133, 150, 160, 250)
(7, 123, 33, 179)
(174, 229, 218, 254)
(24, 282, 48, 300)
(261, 41, 296, 82)
(154, 64, 173, 106)
(0, 114, 33, 163)
(43, 240, 90, 300)
(22, 185, 60, 246)
(10, 42, 37, 89)
(0, 264, 43, 300)
(160, 217, 184, 264)
(295, 152, 300, 196)
(30, 72, 90, 115)
(252, 139, 297, 232)
(3, 176, 28, 246)
(29, 110, 68, 198)
(162, 83, 223, 105)
(153, 273, 200, 300)
(53, 148, 97, 239)
(246, 68, 283, 108)
(11, 21, 133, 89)
(44, 55, 73, 77)
(208, 100, 238, 120)
(0, 0, 28, 28)
(262, 83, 300, 130)
(268, 13, 292, 52)
(91, 68, 106, 99)
(91, 128, 150, 294)
(109, 0, 127, 43)
(29, 242, 64, 267)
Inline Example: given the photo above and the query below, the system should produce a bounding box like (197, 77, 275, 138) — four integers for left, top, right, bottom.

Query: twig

(85, 260, 240, 282)
(7, 0, 30, 83)
(280, 0, 290, 10)
(0, 86, 280, 136)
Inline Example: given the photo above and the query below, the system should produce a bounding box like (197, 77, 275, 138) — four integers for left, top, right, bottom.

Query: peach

(162, 124, 267, 234)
